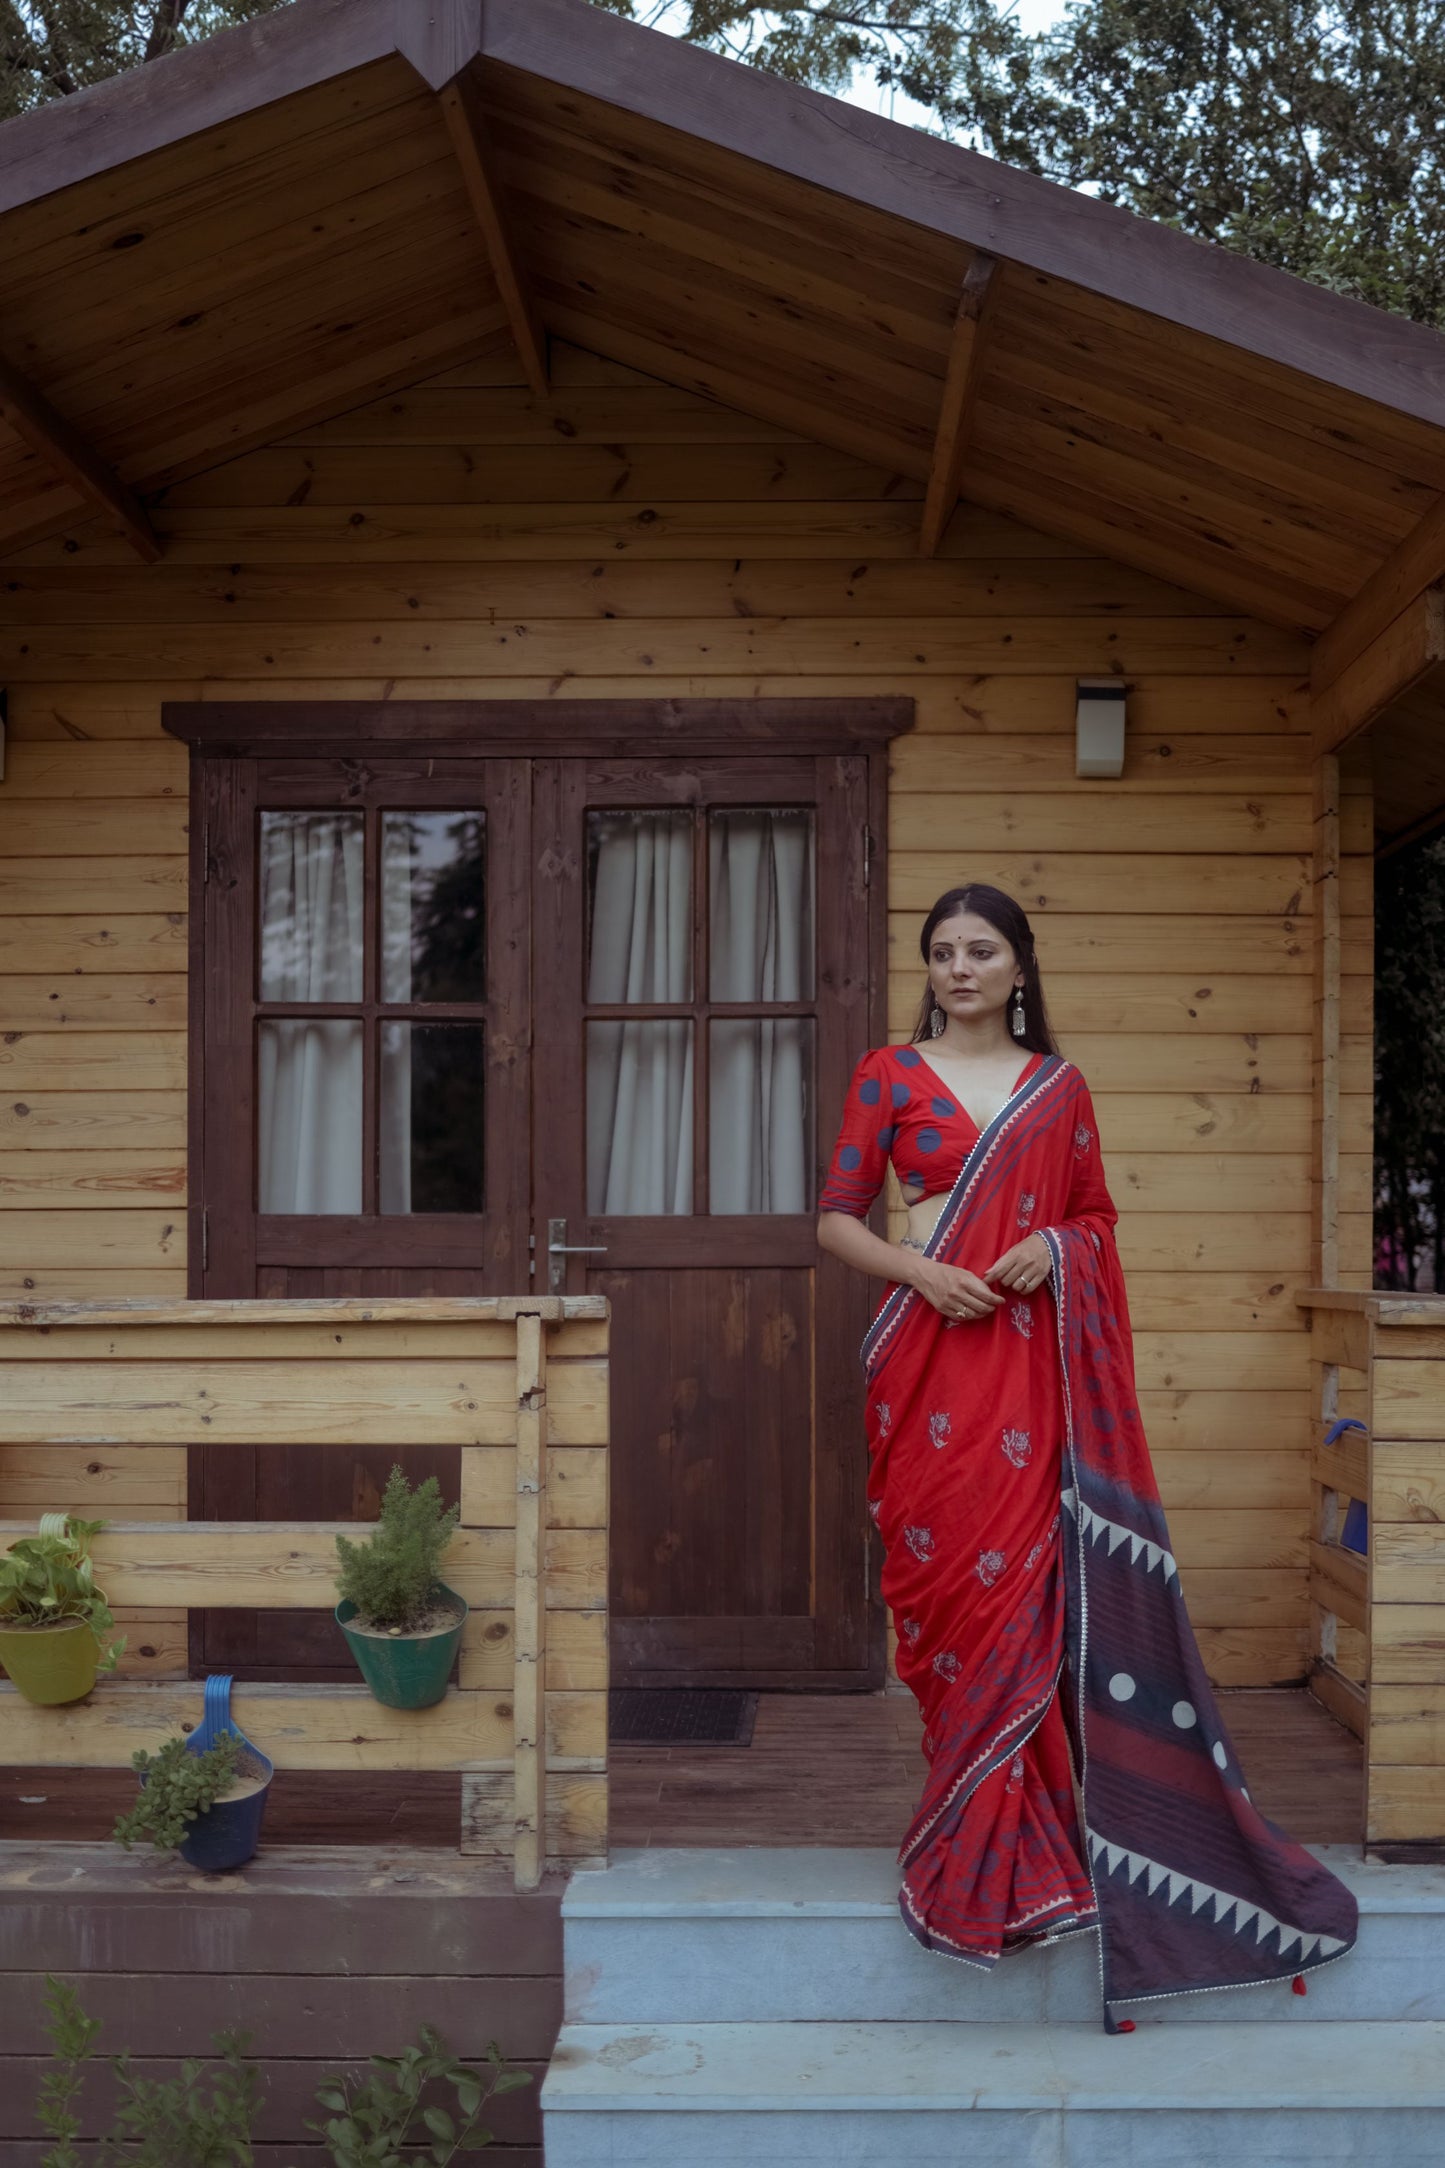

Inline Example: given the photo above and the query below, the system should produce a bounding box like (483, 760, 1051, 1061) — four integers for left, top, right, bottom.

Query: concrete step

(562, 1844, 1445, 2024)
(540, 2016, 1445, 2166)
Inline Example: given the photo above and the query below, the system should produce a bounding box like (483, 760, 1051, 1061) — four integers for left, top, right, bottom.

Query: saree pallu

(863, 1053, 1358, 2028)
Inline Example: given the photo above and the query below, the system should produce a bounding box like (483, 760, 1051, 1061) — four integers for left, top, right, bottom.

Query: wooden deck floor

(611, 1688, 1364, 1849)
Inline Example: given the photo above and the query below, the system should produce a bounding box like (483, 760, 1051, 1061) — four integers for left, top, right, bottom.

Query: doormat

(608, 1689, 759, 1746)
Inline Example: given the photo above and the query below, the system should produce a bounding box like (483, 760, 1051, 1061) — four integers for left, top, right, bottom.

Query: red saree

(822, 1044, 1358, 2027)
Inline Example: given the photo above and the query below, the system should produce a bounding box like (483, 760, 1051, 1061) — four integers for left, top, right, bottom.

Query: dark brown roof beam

(918, 253, 999, 557)
(1312, 491, 1445, 697)
(0, 352, 160, 563)
(1310, 585, 1445, 756)
(439, 71, 549, 399)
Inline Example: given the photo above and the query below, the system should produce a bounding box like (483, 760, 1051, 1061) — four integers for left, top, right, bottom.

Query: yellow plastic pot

(0, 1616, 101, 1705)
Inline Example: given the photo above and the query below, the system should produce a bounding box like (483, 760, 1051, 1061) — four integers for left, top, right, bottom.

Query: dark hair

(912, 884, 1060, 1054)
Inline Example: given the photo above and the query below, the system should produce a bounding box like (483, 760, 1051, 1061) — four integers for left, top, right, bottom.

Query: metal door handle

(547, 1218, 607, 1293)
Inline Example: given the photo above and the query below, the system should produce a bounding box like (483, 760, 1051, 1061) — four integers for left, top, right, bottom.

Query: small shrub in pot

(334, 1465, 467, 1709)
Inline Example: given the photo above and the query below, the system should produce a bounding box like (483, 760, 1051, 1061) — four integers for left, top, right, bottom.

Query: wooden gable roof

(1, 0, 1443, 805)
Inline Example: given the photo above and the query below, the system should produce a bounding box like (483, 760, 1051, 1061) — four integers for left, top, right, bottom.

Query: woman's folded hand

(908, 1256, 1005, 1320)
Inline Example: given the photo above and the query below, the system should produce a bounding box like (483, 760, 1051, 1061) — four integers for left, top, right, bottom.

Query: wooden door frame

(165, 696, 914, 1687)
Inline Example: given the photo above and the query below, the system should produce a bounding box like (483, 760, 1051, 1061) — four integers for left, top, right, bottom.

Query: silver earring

(929, 999, 946, 1039)
(1010, 987, 1027, 1039)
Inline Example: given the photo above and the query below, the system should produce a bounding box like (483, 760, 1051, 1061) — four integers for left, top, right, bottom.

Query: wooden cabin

(1, 0, 1445, 2155)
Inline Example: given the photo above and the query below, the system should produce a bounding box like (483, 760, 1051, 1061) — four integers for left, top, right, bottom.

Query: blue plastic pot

(144, 1676, 273, 1872)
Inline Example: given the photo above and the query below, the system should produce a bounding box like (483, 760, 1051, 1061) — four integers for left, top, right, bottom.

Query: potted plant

(334, 1465, 466, 1709)
(114, 1729, 274, 1873)
(0, 1513, 125, 1705)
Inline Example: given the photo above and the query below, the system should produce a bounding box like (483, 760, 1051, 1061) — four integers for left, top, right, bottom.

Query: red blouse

(818, 1043, 1046, 1216)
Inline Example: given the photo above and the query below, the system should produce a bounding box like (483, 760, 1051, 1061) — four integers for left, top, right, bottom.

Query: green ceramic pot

(335, 1584, 467, 1710)
(0, 1616, 101, 1706)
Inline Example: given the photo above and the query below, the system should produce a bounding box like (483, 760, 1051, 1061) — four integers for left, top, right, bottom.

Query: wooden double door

(193, 727, 885, 1688)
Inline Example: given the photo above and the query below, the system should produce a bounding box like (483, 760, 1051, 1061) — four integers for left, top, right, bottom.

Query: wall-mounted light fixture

(1075, 678, 1126, 778)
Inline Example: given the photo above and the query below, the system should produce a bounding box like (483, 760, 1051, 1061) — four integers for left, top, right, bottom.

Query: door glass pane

(587, 811, 693, 1002)
(259, 812, 364, 1001)
(382, 812, 485, 1003)
(587, 1020, 693, 1214)
(709, 808, 815, 1000)
(258, 1020, 362, 1212)
(380, 1022, 486, 1214)
(710, 1019, 814, 1213)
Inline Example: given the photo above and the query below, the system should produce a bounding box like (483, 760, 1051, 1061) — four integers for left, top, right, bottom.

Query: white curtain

(377, 818, 416, 1214)
(585, 809, 813, 1215)
(586, 813, 694, 1214)
(709, 811, 812, 1214)
(257, 813, 365, 1214)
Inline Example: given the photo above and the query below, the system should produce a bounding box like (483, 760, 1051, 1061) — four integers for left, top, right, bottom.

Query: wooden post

(512, 1311, 547, 1890)
(1311, 750, 1341, 1290)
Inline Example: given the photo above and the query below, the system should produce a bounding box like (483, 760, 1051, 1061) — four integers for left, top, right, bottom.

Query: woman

(817, 883, 1357, 2031)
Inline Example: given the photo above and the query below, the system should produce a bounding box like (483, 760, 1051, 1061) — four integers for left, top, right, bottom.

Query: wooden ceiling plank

(118, 305, 514, 494)
(541, 299, 928, 480)
(1013, 272, 1445, 491)
(488, 100, 956, 339)
(0, 76, 438, 315)
(439, 71, 549, 397)
(996, 307, 1437, 541)
(0, 353, 159, 563)
(980, 375, 1388, 583)
(1310, 588, 1445, 756)
(1311, 494, 1445, 696)
(33, 189, 486, 437)
(977, 400, 1366, 607)
(964, 452, 1337, 630)
(520, 229, 939, 449)
(514, 188, 947, 409)
(1, 104, 458, 367)
(919, 253, 999, 557)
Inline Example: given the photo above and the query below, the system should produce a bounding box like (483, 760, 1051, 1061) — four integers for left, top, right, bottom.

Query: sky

(643, 0, 1063, 133)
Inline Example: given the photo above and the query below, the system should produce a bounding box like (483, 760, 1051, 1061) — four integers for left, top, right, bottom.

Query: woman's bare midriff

(903, 1193, 950, 1250)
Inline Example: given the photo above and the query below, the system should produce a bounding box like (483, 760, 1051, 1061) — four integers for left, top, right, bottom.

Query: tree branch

(144, 0, 193, 64)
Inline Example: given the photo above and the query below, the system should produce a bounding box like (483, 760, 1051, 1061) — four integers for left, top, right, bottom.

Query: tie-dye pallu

(861, 1053, 1356, 2030)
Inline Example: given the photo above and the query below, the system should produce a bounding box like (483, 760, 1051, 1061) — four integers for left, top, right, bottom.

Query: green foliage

(1375, 830, 1445, 1288)
(0, 1514, 125, 1668)
(112, 1729, 244, 1854)
(307, 2024, 532, 2166)
(975, 0, 1445, 329)
(35, 1983, 530, 2168)
(606, 0, 1028, 119)
(1, 0, 290, 120)
(36, 1974, 259, 2168)
(335, 1465, 461, 1634)
(105, 2031, 260, 2168)
(36, 1977, 101, 2168)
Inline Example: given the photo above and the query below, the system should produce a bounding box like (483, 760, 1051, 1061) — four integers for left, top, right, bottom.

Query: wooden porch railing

(0, 1296, 609, 1886)
(1299, 1287, 1445, 1846)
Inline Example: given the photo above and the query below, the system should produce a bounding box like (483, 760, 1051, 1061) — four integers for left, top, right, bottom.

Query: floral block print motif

(1001, 1427, 1032, 1468)
(928, 1410, 951, 1449)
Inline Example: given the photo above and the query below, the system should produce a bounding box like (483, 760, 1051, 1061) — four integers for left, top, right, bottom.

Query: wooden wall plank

(0, 1680, 606, 1771)
(0, 1358, 607, 1445)
(0, 1521, 606, 1610)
